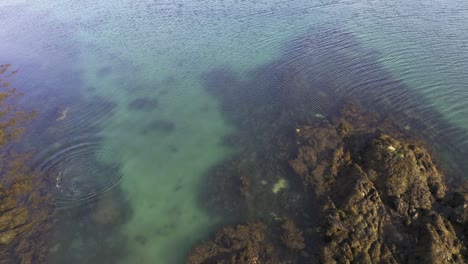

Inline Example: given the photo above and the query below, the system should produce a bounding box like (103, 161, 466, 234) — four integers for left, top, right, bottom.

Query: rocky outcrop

(317, 136, 464, 263)
(292, 107, 467, 263)
(188, 104, 468, 264)
(190, 26, 468, 263)
(186, 223, 278, 264)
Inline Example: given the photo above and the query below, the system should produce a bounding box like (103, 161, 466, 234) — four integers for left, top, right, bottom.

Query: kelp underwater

(0, 64, 53, 263)
(187, 28, 468, 263)
(1, 24, 467, 264)
(26, 66, 132, 263)
(0, 62, 132, 264)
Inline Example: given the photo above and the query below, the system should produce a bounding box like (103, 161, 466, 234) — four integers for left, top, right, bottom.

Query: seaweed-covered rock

(190, 104, 468, 264)
(289, 125, 342, 195)
(190, 26, 468, 263)
(186, 223, 278, 264)
(320, 165, 393, 263)
(299, 130, 467, 263)
(281, 219, 305, 251)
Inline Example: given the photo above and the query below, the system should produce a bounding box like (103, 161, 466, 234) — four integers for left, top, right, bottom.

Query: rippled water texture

(0, 0, 467, 263)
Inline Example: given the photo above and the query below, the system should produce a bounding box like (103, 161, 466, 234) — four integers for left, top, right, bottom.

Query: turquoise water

(1, 0, 467, 263)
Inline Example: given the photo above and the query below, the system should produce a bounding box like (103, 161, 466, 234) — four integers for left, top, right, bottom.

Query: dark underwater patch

(47, 189, 132, 264)
(96, 66, 112, 78)
(128, 98, 159, 111)
(161, 75, 178, 86)
(201, 27, 468, 178)
(140, 119, 175, 134)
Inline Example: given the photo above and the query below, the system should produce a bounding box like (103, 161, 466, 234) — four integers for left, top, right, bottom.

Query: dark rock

(290, 110, 466, 263)
(288, 104, 465, 263)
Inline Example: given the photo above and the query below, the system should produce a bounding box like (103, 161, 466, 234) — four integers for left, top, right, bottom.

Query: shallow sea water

(1, 0, 467, 263)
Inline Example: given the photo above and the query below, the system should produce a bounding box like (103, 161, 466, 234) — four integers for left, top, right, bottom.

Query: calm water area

(0, 0, 467, 263)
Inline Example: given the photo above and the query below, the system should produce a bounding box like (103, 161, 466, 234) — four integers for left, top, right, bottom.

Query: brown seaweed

(0, 64, 54, 264)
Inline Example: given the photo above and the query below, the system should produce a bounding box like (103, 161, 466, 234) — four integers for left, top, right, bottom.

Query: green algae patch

(272, 178, 288, 194)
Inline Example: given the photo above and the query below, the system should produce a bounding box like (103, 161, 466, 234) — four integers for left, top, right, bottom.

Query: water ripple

(33, 139, 123, 208)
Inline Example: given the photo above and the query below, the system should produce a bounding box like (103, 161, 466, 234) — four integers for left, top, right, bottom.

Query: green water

(1, 0, 467, 263)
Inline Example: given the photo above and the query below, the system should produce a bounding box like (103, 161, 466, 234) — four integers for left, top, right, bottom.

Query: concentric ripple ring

(34, 140, 123, 208)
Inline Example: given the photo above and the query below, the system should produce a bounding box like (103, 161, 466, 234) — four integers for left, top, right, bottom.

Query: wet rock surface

(316, 132, 463, 263)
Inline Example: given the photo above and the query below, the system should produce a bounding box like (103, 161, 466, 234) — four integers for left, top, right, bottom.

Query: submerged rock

(96, 66, 112, 78)
(140, 119, 175, 134)
(280, 219, 305, 251)
(91, 194, 123, 226)
(318, 142, 458, 263)
(127, 98, 158, 111)
(294, 109, 467, 263)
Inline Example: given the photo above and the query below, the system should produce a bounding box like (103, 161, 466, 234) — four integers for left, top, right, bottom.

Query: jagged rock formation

(315, 134, 463, 263)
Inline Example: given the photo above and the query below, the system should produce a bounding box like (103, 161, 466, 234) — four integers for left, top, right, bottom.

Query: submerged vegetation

(0, 63, 130, 264)
(0, 64, 53, 263)
(188, 29, 468, 263)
